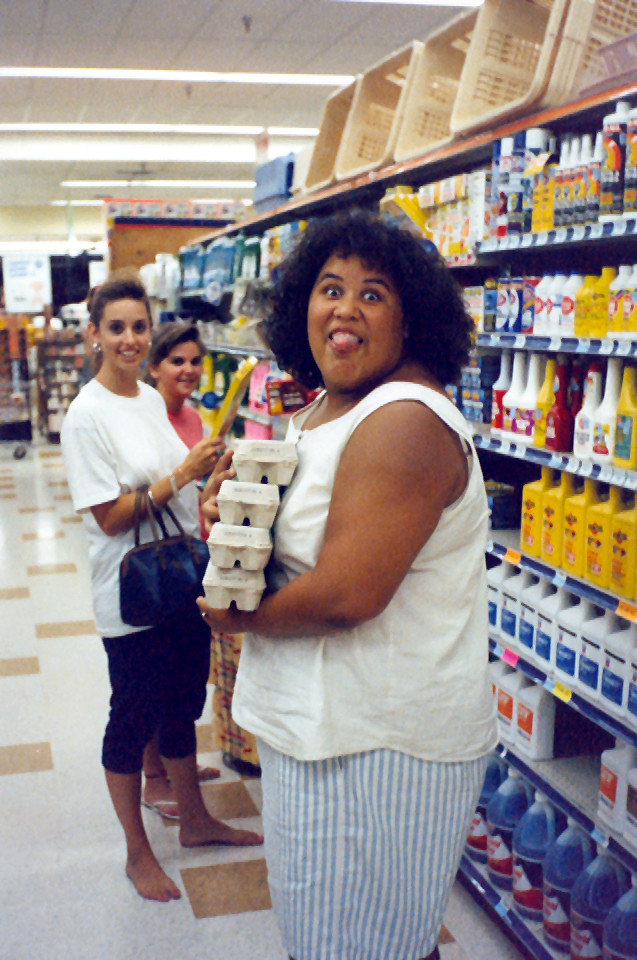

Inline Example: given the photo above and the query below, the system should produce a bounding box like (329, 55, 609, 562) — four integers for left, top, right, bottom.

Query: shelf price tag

(591, 826, 610, 848)
(612, 218, 628, 236)
(536, 232, 549, 246)
(493, 642, 504, 658)
(504, 548, 522, 565)
(554, 227, 567, 243)
(543, 677, 556, 694)
(552, 681, 573, 703)
(580, 460, 594, 476)
(571, 225, 586, 241)
(576, 338, 591, 353)
(598, 466, 615, 482)
(502, 648, 519, 667)
(616, 600, 637, 622)
(590, 223, 604, 239)
(515, 335, 526, 348)
(549, 336, 562, 350)
(494, 900, 509, 919)
(615, 340, 633, 355)
(499, 236, 511, 250)
(553, 571, 567, 587)
(521, 234, 533, 248)
(508, 235, 521, 249)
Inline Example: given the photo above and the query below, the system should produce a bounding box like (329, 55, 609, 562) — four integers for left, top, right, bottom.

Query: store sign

(2, 254, 52, 313)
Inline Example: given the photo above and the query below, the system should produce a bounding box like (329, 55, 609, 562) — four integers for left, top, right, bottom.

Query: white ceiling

(0, 0, 468, 209)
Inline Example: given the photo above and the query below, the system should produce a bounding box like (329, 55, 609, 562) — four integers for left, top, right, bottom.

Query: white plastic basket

(303, 77, 361, 194)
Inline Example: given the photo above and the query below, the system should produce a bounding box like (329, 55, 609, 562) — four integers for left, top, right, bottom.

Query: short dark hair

(89, 270, 151, 329)
(146, 321, 204, 386)
(264, 208, 473, 389)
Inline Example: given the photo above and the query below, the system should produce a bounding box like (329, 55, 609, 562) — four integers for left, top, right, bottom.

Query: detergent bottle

(521, 467, 553, 556)
(599, 101, 631, 220)
(545, 358, 574, 453)
(626, 766, 637, 849)
(627, 627, 637, 729)
(545, 273, 569, 335)
(563, 478, 602, 579)
(543, 818, 595, 952)
(486, 769, 532, 889)
(590, 268, 618, 340)
(533, 273, 554, 337)
(613, 364, 637, 470)
(586, 485, 622, 589)
(574, 360, 604, 459)
(621, 263, 637, 339)
(486, 560, 516, 631)
(512, 791, 562, 921)
(601, 618, 634, 721)
(541, 470, 577, 567)
(516, 352, 544, 444)
(518, 578, 554, 662)
(561, 273, 585, 335)
(536, 587, 578, 674)
(570, 849, 630, 960)
(592, 359, 623, 462)
(497, 669, 531, 745)
(466, 754, 508, 863)
(502, 351, 527, 437)
(610, 490, 637, 600)
(500, 569, 536, 650)
(555, 598, 600, 689)
(598, 738, 637, 834)
(574, 274, 599, 338)
(602, 874, 637, 960)
(533, 356, 557, 448)
(491, 351, 513, 434)
(578, 607, 615, 702)
(608, 266, 633, 335)
(516, 679, 556, 760)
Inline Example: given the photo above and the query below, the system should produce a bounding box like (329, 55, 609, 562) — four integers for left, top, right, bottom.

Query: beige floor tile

(200, 781, 260, 820)
(35, 619, 96, 638)
(439, 925, 455, 944)
(53, 495, 72, 501)
(0, 494, 17, 500)
(22, 531, 65, 541)
(180, 859, 271, 919)
(27, 563, 77, 575)
(0, 587, 30, 600)
(0, 657, 40, 676)
(38, 451, 62, 458)
(195, 724, 214, 753)
(0, 483, 16, 489)
(0, 742, 53, 775)
(48, 480, 68, 487)
(61, 516, 82, 524)
(19, 507, 56, 513)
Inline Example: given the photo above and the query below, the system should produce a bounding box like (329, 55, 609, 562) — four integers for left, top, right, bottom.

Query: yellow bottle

(613, 364, 637, 470)
(610, 490, 637, 599)
(588, 267, 617, 339)
(541, 470, 577, 568)
(533, 356, 556, 448)
(563, 478, 603, 578)
(198, 353, 217, 434)
(585, 484, 622, 588)
(520, 467, 554, 557)
(574, 274, 598, 337)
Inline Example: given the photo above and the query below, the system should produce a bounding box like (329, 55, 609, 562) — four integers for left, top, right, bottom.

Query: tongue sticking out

(330, 331, 361, 354)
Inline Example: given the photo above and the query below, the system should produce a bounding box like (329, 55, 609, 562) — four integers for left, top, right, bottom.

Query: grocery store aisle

(0, 440, 526, 960)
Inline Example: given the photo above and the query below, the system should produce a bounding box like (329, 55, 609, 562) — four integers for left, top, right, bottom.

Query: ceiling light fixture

(50, 200, 104, 207)
(60, 179, 256, 189)
(328, 0, 482, 5)
(0, 66, 352, 86)
(0, 123, 319, 136)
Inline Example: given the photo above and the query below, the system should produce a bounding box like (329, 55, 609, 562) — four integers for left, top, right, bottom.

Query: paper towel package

(207, 523, 272, 571)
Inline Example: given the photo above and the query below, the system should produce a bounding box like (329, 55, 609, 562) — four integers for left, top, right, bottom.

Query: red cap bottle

(545, 359, 574, 452)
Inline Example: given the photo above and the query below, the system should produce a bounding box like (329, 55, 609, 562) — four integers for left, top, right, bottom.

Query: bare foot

(126, 849, 181, 902)
(180, 817, 264, 848)
(142, 773, 179, 820)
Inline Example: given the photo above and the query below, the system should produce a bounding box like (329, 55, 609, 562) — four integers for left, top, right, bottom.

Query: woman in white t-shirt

(198, 210, 497, 960)
(61, 272, 262, 905)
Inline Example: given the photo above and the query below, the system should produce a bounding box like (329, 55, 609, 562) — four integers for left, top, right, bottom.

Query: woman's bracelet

(169, 473, 180, 498)
(148, 487, 157, 509)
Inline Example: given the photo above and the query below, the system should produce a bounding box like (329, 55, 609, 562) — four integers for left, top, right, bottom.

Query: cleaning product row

(488, 563, 637, 731)
(492, 352, 637, 469)
(521, 468, 637, 601)
(599, 738, 637, 849)
(202, 440, 297, 610)
(489, 659, 556, 759)
(466, 760, 637, 957)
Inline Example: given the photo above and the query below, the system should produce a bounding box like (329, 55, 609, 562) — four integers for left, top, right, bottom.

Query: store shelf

(475, 333, 637, 358)
(473, 424, 637, 492)
(478, 216, 637, 255)
(486, 528, 637, 623)
(489, 637, 637, 752)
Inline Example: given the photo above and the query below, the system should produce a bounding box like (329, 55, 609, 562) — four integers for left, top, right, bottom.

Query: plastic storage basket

(546, 0, 637, 102)
(394, 9, 479, 163)
(304, 77, 361, 194)
(450, 0, 570, 136)
(334, 42, 424, 181)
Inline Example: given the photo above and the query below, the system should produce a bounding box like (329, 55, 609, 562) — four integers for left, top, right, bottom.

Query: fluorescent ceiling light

(0, 240, 107, 254)
(61, 179, 255, 188)
(50, 200, 103, 207)
(0, 67, 352, 86)
(329, 0, 481, 4)
(0, 123, 318, 137)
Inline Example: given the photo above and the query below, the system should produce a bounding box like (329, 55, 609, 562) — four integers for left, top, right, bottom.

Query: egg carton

(217, 479, 280, 529)
(207, 522, 272, 571)
(233, 439, 298, 486)
(202, 561, 266, 611)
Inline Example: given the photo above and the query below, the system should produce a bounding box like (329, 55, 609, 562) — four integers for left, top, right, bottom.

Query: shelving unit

(37, 333, 86, 442)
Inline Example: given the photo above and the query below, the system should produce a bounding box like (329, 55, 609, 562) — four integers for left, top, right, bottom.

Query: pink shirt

(167, 403, 206, 538)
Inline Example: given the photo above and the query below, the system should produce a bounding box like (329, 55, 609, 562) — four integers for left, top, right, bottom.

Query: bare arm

(197, 400, 468, 636)
(91, 435, 225, 536)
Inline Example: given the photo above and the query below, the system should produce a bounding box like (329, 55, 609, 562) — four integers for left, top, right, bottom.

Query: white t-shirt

(232, 382, 498, 763)
(61, 378, 199, 637)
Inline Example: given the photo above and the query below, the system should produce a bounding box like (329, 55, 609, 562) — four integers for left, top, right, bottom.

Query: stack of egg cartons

(202, 440, 298, 610)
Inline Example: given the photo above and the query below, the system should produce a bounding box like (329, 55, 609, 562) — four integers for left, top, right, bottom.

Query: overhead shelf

(478, 215, 637, 255)
(475, 333, 637, 358)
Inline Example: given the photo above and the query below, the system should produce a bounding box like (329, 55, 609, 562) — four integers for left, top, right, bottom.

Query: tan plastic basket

(545, 0, 637, 102)
(450, 0, 570, 136)
(394, 10, 479, 164)
(334, 42, 424, 181)
(303, 78, 361, 194)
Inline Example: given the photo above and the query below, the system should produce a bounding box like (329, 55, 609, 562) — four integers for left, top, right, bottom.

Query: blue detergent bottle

(570, 848, 630, 960)
(512, 790, 563, 921)
(543, 817, 594, 953)
(466, 754, 508, 862)
(603, 874, 637, 960)
(486, 768, 532, 889)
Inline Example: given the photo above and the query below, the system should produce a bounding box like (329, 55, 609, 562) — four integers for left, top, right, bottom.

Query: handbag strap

(133, 487, 146, 547)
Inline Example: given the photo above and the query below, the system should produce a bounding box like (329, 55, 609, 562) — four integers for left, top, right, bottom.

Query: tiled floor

(0, 440, 527, 960)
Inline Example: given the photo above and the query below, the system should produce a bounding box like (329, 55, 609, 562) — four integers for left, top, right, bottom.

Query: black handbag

(119, 487, 209, 627)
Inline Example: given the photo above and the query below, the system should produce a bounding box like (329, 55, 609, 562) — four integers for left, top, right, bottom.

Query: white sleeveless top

(232, 381, 498, 762)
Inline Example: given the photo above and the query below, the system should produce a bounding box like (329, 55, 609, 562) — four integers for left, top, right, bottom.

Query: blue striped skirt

(257, 741, 487, 960)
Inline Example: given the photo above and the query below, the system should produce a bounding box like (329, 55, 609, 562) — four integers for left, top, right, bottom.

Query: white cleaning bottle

(591, 358, 623, 464)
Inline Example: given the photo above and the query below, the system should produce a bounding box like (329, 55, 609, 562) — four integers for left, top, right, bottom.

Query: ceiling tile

(42, 0, 133, 36)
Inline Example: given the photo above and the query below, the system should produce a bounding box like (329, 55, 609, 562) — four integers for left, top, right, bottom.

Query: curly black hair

(264, 208, 473, 389)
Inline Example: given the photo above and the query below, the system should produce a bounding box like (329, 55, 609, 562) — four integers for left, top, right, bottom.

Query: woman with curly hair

(198, 209, 497, 960)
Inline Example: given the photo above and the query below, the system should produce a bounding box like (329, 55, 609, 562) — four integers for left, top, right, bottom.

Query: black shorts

(101, 606, 210, 774)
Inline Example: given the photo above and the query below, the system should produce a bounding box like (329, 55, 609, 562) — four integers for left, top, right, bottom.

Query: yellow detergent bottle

(588, 267, 617, 339)
(574, 274, 598, 337)
(521, 466, 554, 556)
(533, 356, 556, 448)
(585, 484, 622, 589)
(198, 353, 217, 434)
(563, 478, 603, 578)
(541, 470, 577, 568)
(610, 489, 637, 599)
(613, 363, 637, 470)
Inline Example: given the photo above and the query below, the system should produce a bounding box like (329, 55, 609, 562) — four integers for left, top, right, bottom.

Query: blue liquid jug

(570, 851, 630, 960)
(466, 754, 508, 863)
(543, 818, 594, 952)
(486, 769, 531, 889)
(512, 790, 562, 921)
(603, 876, 637, 960)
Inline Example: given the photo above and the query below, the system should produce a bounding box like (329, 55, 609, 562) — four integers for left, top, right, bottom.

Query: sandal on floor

(141, 798, 180, 821)
(197, 765, 221, 782)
